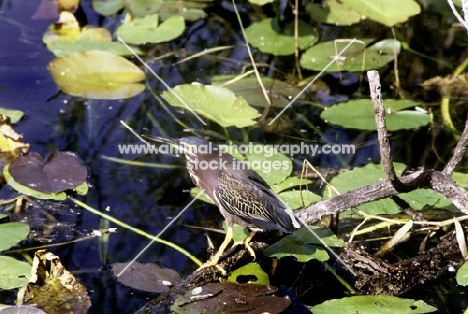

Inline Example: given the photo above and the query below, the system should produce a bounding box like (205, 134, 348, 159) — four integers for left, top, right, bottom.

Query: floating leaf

(5, 151, 87, 199)
(263, 235, 329, 262)
(278, 190, 320, 209)
(340, 0, 421, 27)
(0, 256, 31, 290)
(271, 176, 313, 194)
(306, 0, 361, 26)
(18, 250, 91, 313)
(211, 74, 306, 108)
(456, 261, 468, 286)
(48, 50, 145, 99)
(47, 41, 144, 57)
(112, 262, 181, 293)
(301, 39, 400, 72)
(162, 84, 260, 127)
(92, 0, 162, 17)
(326, 163, 407, 215)
(0, 107, 25, 124)
(312, 295, 437, 314)
(320, 99, 429, 131)
(245, 18, 318, 56)
(117, 14, 185, 45)
(172, 283, 291, 314)
(228, 263, 270, 285)
(0, 222, 29, 251)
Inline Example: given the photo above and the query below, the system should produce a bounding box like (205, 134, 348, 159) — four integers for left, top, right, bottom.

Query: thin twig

(443, 115, 468, 175)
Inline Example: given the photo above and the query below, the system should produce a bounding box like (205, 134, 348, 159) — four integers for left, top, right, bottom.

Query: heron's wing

(215, 169, 298, 233)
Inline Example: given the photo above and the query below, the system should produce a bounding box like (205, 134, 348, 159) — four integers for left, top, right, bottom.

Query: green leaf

(0, 222, 29, 252)
(306, 0, 361, 26)
(0, 256, 31, 289)
(326, 163, 407, 215)
(301, 39, 400, 72)
(162, 84, 260, 127)
(47, 41, 144, 57)
(263, 235, 329, 262)
(228, 262, 270, 285)
(92, 0, 163, 17)
(320, 99, 429, 131)
(271, 176, 313, 194)
(245, 18, 319, 56)
(211, 74, 306, 108)
(117, 14, 185, 45)
(47, 50, 145, 99)
(293, 226, 345, 247)
(278, 190, 320, 210)
(341, 0, 421, 27)
(456, 261, 468, 286)
(312, 295, 437, 314)
(0, 107, 25, 124)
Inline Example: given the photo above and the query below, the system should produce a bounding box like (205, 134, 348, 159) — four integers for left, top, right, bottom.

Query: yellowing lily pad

(117, 14, 185, 45)
(320, 99, 429, 131)
(162, 84, 260, 127)
(47, 50, 145, 99)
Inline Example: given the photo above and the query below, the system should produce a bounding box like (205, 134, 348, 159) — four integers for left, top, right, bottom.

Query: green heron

(148, 136, 301, 273)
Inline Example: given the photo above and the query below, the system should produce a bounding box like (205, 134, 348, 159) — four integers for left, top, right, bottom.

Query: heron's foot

(243, 241, 256, 260)
(197, 255, 227, 276)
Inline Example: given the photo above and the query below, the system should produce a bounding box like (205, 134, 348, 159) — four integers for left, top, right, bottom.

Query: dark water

(0, 0, 466, 313)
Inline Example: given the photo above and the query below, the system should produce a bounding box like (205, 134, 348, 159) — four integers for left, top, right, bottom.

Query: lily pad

(6, 151, 87, 196)
(263, 234, 329, 262)
(92, 0, 161, 17)
(306, 0, 361, 26)
(320, 99, 429, 131)
(456, 261, 468, 286)
(117, 14, 185, 45)
(278, 190, 320, 210)
(325, 162, 407, 215)
(245, 18, 319, 56)
(271, 176, 313, 194)
(172, 283, 291, 314)
(228, 263, 270, 285)
(340, 0, 421, 27)
(162, 84, 260, 127)
(0, 107, 25, 124)
(0, 222, 29, 252)
(300, 39, 400, 72)
(211, 74, 306, 108)
(0, 256, 31, 290)
(48, 50, 145, 99)
(113, 262, 181, 293)
(312, 295, 437, 314)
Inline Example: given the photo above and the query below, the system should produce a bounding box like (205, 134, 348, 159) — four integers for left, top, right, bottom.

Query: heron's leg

(197, 226, 233, 275)
(243, 231, 257, 260)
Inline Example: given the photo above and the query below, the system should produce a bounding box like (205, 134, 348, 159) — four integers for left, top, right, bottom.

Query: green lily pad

(47, 41, 144, 57)
(228, 262, 270, 285)
(278, 190, 320, 210)
(320, 99, 429, 131)
(48, 50, 145, 99)
(312, 295, 437, 314)
(326, 163, 407, 215)
(245, 18, 319, 56)
(263, 234, 329, 262)
(117, 14, 185, 45)
(0, 256, 31, 290)
(306, 0, 361, 26)
(0, 222, 29, 252)
(271, 176, 313, 194)
(0, 107, 25, 124)
(340, 0, 421, 27)
(92, 0, 161, 17)
(300, 39, 400, 72)
(162, 84, 260, 127)
(456, 261, 468, 286)
(211, 74, 306, 108)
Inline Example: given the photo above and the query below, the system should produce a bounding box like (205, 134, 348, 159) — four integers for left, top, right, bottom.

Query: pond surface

(0, 0, 467, 313)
